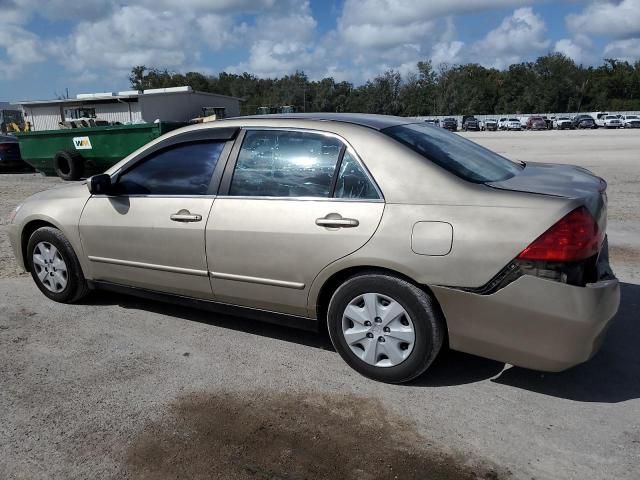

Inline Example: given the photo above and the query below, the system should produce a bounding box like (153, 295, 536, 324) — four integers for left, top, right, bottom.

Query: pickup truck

(441, 117, 458, 132)
(594, 112, 609, 128)
(572, 114, 597, 129)
(462, 116, 481, 131)
(603, 115, 623, 129)
(503, 118, 522, 131)
(482, 119, 498, 131)
(526, 116, 547, 130)
(553, 117, 572, 130)
(622, 115, 640, 128)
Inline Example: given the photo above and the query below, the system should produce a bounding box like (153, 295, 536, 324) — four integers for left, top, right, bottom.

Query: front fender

(11, 184, 91, 278)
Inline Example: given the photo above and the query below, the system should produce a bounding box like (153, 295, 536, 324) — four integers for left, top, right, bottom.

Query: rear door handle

(316, 214, 359, 228)
(170, 209, 202, 222)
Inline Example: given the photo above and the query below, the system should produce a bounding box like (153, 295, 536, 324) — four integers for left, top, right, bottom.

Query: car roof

(233, 113, 413, 130)
(0, 134, 17, 142)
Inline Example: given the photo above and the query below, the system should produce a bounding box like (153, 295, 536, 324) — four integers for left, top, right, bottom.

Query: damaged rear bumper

(432, 274, 620, 372)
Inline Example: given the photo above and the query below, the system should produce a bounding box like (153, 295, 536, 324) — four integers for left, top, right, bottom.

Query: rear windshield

(383, 123, 523, 183)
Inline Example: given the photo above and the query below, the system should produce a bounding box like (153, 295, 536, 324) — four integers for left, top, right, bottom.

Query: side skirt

(88, 280, 319, 332)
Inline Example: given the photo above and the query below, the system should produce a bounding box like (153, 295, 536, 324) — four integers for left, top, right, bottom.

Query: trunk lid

(488, 161, 607, 232)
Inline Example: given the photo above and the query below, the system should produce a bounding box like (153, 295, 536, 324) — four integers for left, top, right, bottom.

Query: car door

(206, 128, 385, 317)
(79, 137, 233, 298)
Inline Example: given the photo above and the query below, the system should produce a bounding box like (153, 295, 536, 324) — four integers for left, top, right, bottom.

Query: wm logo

(72, 136, 92, 150)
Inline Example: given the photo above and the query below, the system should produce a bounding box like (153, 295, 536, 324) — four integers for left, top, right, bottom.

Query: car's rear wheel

(27, 227, 89, 303)
(327, 274, 445, 383)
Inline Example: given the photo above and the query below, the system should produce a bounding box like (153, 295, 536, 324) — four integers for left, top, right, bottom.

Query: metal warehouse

(16, 86, 241, 131)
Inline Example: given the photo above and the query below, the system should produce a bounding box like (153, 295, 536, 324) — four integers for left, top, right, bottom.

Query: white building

(17, 86, 242, 131)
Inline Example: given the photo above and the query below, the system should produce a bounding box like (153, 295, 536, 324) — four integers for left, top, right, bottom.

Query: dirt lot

(1, 129, 639, 480)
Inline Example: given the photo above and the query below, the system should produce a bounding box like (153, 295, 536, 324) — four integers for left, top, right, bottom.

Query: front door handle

(316, 213, 359, 228)
(170, 209, 202, 222)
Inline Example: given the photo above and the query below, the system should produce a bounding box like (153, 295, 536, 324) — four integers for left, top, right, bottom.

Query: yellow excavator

(1, 108, 30, 133)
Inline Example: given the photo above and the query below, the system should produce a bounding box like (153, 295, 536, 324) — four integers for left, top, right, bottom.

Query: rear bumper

(432, 274, 620, 372)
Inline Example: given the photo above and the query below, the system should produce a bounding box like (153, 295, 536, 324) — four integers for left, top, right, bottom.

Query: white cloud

(0, 0, 113, 22)
(197, 14, 246, 50)
(225, 1, 320, 77)
(472, 7, 550, 68)
(339, 0, 534, 27)
(48, 5, 196, 76)
(604, 38, 640, 62)
(554, 34, 595, 65)
(0, 23, 44, 79)
(567, 0, 640, 39)
(7, 0, 632, 94)
(431, 41, 465, 66)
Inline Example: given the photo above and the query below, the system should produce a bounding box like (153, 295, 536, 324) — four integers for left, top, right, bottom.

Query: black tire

(327, 273, 445, 383)
(26, 227, 89, 303)
(54, 150, 84, 181)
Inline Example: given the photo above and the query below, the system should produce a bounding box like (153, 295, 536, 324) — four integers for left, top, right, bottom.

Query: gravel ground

(1, 129, 639, 480)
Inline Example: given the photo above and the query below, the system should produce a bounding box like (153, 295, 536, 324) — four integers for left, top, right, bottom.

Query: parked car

(483, 119, 498, 131)
(603, 115, 623, 129)
(441, 117, 458, 132)
(8, 113, 620, 383)
(553, 117, 572, 130)
(506, 118, 522, 131)
(541, 116, 554, 130)
(594, 112, 609, 128)
(424, 119, 440, 127)
(526, 116, 547, 131)
(498, 117, 509, 130)
(622, 115, 640, 128)
(572, 114, 597, 129)
(461, 116, 480, 131)
(0, 134, 32, 172)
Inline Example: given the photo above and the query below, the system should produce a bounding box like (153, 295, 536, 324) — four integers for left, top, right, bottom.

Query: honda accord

(8, 114, 620, 383)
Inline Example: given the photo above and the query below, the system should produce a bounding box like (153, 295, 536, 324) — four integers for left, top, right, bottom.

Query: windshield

(383, 123, 523, 183)
(627, 116, 638, 119)
(509, 118, 519, 122)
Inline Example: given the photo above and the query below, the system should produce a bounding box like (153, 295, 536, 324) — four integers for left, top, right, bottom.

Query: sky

(1, 0, 640, 102)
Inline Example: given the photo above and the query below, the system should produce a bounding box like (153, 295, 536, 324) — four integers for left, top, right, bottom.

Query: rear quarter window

(383, 123, 523, 183)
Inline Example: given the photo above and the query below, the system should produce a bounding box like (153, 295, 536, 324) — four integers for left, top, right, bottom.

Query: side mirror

(88, 174, 112, 195)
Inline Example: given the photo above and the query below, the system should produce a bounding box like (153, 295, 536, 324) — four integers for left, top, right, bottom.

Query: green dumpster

(16, 122, 187, 180)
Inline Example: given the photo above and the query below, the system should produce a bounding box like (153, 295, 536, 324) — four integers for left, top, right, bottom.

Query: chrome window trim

(90, 194, 218, 199)
(214, 195, 384, 203)
(225, 126, 385, 201)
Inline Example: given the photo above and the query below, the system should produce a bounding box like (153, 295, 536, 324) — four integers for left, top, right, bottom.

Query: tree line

(129, 53, 640, 117)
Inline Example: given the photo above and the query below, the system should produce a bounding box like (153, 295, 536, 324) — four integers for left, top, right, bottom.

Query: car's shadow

(84, 290, 334, 351)
(85, 282, 640, 403)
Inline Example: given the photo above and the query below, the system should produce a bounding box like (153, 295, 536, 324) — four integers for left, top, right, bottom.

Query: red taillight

(0, 143, 13, 151)
(517, 207, 603, 262)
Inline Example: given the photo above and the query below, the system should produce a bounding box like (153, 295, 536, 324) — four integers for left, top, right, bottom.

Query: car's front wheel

(327, 273, 445, 383)
(26, 227, 89, 303)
